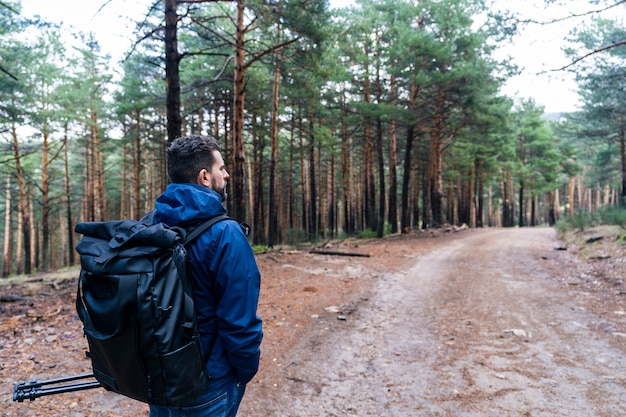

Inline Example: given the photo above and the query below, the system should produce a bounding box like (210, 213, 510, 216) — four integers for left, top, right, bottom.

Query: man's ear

(197, 168, 211, 187)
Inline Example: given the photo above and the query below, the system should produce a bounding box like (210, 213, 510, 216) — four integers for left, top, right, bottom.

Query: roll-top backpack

(74, 214, 229, 406)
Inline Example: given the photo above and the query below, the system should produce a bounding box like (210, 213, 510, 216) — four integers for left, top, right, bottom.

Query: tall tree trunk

(84, 123, 95, 222)
(414, 159, 423, 229)
(288, 110, 296, 232)
(28, 186, 35, 270)
(401, 124, 414, 233)
(328, 142, 336, 237)
(374, 47, 385, 238)
(308, 109, 317, 240)
(568, 176, 576, 216)
(518, 133, 526, 227)
(133, 110, 142, 220)
(15, 195, 23, 276)
(317, 128, 324, 237)
(468, 164, 476, 228)
(252, 116, 266, 245)
(41, 126, 50, 271)
(401, 82, 419, 233)
(91, 112, 106, 221)
(362, 65, 376, 232)
(502, 169, 515, 227)
(447, 178, 456, 225)
(476, 158, 484, 228)
(121, 142, 128, 218)
(267, 27, 281, 247)
(550, 189, 559, 225)
(518, 180, 525, 227)
(197, 105, 204, 135)
(213, 99, 220, 139)
(62, 124, 74, 266)
(428, 90, 445, 228)
(144, 145, 154, 214)
(388, 73, 398, 234)
(619, 125, 626, 207)
(2, 175, 12, 277)
(299, 110, 308, 235)
(222, 90, 234, 215)
(165, 0, 181, 143)
(11, 126, 30, 274)
(232, 0, 247, 222)
(488, 187, 495, 227)
(340, 90, 352, 235)
(349, 134, 357, 230)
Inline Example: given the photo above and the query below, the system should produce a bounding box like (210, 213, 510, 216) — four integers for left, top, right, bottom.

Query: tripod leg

(13, 373, 101, 402)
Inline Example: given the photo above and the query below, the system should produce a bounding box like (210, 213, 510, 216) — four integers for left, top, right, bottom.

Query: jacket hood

(155, 183, 227, 227)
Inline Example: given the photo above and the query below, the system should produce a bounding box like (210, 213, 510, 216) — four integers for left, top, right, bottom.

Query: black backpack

(74, 214, 229, 406)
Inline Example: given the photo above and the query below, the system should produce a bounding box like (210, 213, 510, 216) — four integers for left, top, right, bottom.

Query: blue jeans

(149, 374, 246, 417)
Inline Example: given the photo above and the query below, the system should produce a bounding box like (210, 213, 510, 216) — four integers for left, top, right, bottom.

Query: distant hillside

(541, 112, 566, 121)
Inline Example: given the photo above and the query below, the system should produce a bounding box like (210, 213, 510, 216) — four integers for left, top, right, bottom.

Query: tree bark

(428, 90, 445, 228)
(388, 73, 398, 234)
(15, 194, 23, 276)
(340, 90, 352, 235)
(299, 110, 308, 235)
(252, 116, 266, 245)
(267, 25, 281, 247)
(374, 44, 385, 238)
(11, 126, 30, 274)
(401, 82, 419, 233)
(165, 0, 181, 143)
(231, 0, 247, 222)
(133, 109, 142, 220)
(41, 125, 50, 271)
(308, 109, 317, 240)
(568, 176, 576, 216)
(92, 111, 106, 221)
(476, 158, 484, 228)
(288, 110, 296, 232)
(518, 179, 525, 227)
(362, 61, 376, 232)
(62, 124, 74, 266)
(328, 142, 336, 237)
(619, 123, 626, 208)
(3, 175, 12, 277)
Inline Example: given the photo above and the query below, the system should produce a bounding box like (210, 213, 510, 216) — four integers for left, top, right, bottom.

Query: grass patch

(555, 207, 626, 238)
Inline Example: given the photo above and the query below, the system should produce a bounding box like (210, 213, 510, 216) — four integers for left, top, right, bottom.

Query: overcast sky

(489, 1, 623, 114)
(20, 0, 623, 114)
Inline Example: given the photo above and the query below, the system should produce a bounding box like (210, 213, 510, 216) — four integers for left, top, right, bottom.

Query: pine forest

(1, 0, 625, 277)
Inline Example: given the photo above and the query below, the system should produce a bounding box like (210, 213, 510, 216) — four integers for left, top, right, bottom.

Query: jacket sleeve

(209, 221, 263, 384)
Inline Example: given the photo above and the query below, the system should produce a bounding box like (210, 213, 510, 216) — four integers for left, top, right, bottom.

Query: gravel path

(251, 228, 626, 417)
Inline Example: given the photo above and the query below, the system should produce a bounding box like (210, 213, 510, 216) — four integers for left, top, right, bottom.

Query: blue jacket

(155, 183, 262, 384)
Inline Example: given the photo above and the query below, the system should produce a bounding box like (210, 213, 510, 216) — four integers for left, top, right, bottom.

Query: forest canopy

(1, 0, 625, 277)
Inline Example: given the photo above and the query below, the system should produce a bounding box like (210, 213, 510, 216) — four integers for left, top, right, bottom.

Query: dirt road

(241, 227, 626, 417)
(3, 227, 625, 416)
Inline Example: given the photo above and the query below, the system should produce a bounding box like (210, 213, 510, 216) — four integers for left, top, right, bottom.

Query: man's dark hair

(167, 135, 221, 183)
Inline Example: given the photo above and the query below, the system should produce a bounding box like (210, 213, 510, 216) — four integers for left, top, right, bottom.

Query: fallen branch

(309, 249, 371, 257)
(0, 294, 25, 303)
(589, 255, 611, 260)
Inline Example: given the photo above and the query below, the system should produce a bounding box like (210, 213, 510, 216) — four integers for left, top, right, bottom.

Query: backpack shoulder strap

(184, 214, 231, 245)
(182, 213, 230, 364)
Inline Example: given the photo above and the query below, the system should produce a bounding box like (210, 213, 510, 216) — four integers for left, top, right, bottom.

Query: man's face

(207, 150, 229, 201)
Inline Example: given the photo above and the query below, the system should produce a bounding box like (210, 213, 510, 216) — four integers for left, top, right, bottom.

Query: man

(150, 135, 263, 417)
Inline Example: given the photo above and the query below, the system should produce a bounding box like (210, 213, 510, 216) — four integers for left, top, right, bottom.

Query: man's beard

(213, 180, 227, 202)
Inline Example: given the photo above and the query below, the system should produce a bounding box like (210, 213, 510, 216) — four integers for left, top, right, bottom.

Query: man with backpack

(150, 134, 263, 417)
